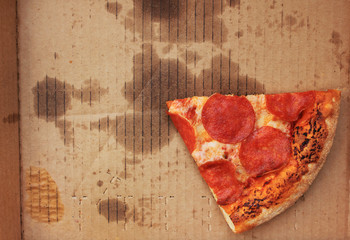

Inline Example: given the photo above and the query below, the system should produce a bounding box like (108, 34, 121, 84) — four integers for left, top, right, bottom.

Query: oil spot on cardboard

(298, 19, 305, 28)
(285, 15, 297, 27)
(118, 171, 133, 179)
(97, 197, 152, 226)
(32, 76, 108, 122)
(247, 25, 252, 34)
(98, 198, 129, 222)
(134, 0, 180, 23)
(198, 54, 264, 96)
(330, 31, 342, 47)
(2, 113, 20, 124)
(235, 30, 244, 38)
(88, 113, 166, 156)
(118, 45, 263, 156)
(25, 166, 64, 223)
(329, 31, 349, 70)
(270, 0, 277, 9)
(32, 77, 71, 121)
(129, 0, 228, 45)
(106, 2, 122, 18)
(227, 0, 240, 8)
(125, 45, 264, 103)
(124, 46, 188, 111)
(97, 180, 104, 187)
(32, 76, 109, 146)
(255, 26, 263, 37)
(57, 120, 74, 146)
(125, 157, 142, 165)
(162, 45, 174, 54)
(179, 50, 203, 65)
(283, 14, 305, 32)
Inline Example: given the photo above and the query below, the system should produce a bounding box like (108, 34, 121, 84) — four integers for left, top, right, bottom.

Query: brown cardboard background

(0, 0, 21, 239)
(16, 0, 350, 239)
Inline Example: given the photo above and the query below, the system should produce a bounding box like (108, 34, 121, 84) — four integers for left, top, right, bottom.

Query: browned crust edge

(224, 91, 341, 233)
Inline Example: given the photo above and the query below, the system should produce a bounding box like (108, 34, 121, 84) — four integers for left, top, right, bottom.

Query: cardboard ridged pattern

(0, 0, 347, 239)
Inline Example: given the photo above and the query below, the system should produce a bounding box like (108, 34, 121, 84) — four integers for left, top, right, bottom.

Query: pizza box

(1, 0, 349, 239)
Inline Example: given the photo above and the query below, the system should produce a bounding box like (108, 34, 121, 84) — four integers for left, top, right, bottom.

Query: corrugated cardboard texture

(0, 0, 21, 239)
(18, 0, 350, 239)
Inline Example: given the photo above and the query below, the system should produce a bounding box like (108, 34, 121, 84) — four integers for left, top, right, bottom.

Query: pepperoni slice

(202, 94, 255, 144)
(266, 91, 315, 122)
(199, 160, 243, 205)
(167, 112, 196, 153)
(239, 126, 291, 177)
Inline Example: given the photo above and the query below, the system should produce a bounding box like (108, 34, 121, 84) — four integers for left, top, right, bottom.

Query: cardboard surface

(0, 0, 21, 239)
(16, 0, 350, 239)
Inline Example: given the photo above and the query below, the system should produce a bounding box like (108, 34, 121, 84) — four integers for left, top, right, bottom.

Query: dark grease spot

(255, 26, 263, 37)
(32, 77, 72, 122)
(82, 79, 109, 103)
(120, 171, 133, 179)
(179, 50, 203, 65)
(247, 25, 252, 33)
(116, 45, 263, 157)
(106, 2, 122, 17)
(329, 31, 347, 70)
(97, 180, 104, 187)
(235, 30, 244, 38)
(298, 19, 305, 28)
(88, 113, 166, 155)
(285, 15, 297, 27)
(32, 77, 108, 145)
(2, 113, 20, 124)
(98, 198, 129, 222)
(196, 54, 264, 96)
(32, 77, 108, 122)
(127, 9, 133, 18)
(162, 45, 173, 54)
(329, 31, 342, 47)
(126, 157, 142, 165)
(135, 0, 180, 23)
(57, 120, 74, 146)
(129, 0, 228, 45)
(227, 0, 240, 8)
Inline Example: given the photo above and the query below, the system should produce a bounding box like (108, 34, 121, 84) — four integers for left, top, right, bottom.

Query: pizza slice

(166, 89, 340, 233)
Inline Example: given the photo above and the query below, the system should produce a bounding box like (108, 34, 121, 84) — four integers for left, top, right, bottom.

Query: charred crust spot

(230, 101, 329, 227)
(263, 179, 272, 187)
(292, 105, 328, 167)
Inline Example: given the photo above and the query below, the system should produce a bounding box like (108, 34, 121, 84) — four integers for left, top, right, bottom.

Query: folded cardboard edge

(0, 0, 21, 239)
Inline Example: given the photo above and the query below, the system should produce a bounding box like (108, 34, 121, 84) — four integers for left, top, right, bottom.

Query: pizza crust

(167, 90, 341, 233)
(224, 92, 341, 233)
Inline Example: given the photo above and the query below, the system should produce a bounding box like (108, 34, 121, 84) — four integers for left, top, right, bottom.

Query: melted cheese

(169, 94, 292, 183)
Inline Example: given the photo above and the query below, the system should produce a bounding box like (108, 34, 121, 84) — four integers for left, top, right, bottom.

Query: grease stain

(126, 0, 228, 45)
(2, 113, 20, 124)
(98, 197, 152, 226)
(98, 198, 128, 222)
(25, 166, 64, 223)
(32, 77, 109, 145)
(106, 2, 122, 18)
(329, 31, 348, 70)
(97, 180, 104, 187)
(32, 77, 108, 122)
(227, 0, 240, 8)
